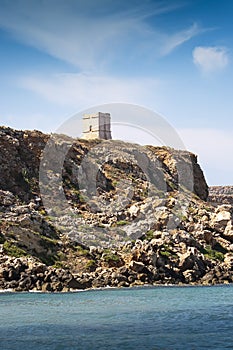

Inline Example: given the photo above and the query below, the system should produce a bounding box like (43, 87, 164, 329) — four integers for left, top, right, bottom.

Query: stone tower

(82, 112, 112, 140)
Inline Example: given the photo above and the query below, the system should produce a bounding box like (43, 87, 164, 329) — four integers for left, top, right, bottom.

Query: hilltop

(0, 126, 233, 292)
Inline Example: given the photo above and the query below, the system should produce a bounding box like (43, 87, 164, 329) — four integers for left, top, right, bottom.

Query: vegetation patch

(39, 209, 46, 216)
(85, 259, 97, 271)
(160, 244, 177, 258)
(144, 230, 155, 241)
(103, 254, 121, 265)
(103, 254, 120, 263)
(77, 245, 89, 256)
(160, 250, 171, 257)
(53, 260, 66, 269)
(102, 249, 121, 265)
(115, 220, 130, 226)
(3, 241, 27, 258)
(40, 235, 58, 249)
(203, 245, 225, 262)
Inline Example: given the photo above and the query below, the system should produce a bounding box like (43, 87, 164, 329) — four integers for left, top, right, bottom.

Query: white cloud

(193, 46, 229, 73)
(19, 73, 159, 109)
(0, 1, 204, 71)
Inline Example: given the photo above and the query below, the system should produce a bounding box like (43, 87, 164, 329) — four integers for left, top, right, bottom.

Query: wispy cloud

(160, 23, 202, 56)
(19, 73, 159, 109)
(0, 0, 203, 72)
(192, 46, 229, 74)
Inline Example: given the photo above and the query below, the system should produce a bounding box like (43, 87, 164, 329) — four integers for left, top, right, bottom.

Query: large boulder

(210, 205, 232, 232)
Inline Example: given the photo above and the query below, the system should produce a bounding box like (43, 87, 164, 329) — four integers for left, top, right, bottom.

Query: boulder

(203, 230, 215, 246)
(129, 260, 146, 273)
(223, 221, 233, 242)
(67, 277, 86, 290)
(210, 207, 232, 232)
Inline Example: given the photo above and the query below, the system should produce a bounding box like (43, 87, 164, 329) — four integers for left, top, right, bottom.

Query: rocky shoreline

(1, 236, 233, 293)
(1, 198, 233, 292)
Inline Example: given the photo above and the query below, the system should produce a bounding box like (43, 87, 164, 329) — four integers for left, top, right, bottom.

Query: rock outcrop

(0, 126, 233, 292)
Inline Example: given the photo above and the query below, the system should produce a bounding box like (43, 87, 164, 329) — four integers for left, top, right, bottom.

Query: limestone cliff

(1, 126, 233, 292)
(0, 126, 208, 203)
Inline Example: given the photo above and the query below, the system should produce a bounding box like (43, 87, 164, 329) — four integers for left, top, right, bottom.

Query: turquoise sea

(0, 285, 233, 350)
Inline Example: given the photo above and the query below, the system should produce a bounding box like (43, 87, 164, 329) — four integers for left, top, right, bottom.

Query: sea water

(0, 285, 233, 350)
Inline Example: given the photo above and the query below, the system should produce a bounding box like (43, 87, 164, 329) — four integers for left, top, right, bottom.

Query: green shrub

(145, 230, 154, 240)
(57, 251, 66, 260)
(39, 209, 46, 216)
(103, 253, 120, 263)
(160, 244, 177, 258)
(203, 245, 225, 261)
(160, 250, 171, 257)
(77, 245, 89, 256)
(53, 261, 64, 269)
(85, 260, 96, 270)
(3, 241, 27, 258)
(40, 235, 58, 249)
(116, 220, 129, 226)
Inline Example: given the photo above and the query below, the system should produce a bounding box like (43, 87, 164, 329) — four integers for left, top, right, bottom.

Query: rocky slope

(0, 126, 233, 292)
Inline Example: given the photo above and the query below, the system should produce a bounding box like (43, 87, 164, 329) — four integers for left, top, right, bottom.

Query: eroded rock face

(0, 127, 48, 202)
(0, 127, 208, 204)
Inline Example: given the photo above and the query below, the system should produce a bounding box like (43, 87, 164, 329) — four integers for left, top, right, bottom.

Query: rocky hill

(0, 126, 233, 292)
(208, 186, 233, 205)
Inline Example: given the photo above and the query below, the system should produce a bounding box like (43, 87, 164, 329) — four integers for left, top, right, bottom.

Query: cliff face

(1, 126, 233, 292)
(0, 127, 48, 201)
(0, 126, 208, 203)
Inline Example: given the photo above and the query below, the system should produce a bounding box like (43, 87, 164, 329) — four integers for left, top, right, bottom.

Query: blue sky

(0, 0, 233, 185)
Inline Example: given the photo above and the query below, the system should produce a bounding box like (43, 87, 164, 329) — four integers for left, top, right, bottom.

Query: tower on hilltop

(82, 112, 112, 140)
